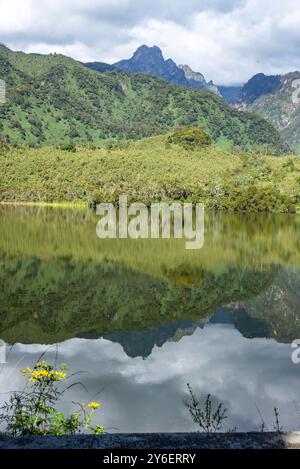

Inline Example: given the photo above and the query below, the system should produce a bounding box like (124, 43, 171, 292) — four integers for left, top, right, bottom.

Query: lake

(0, 205, 300, 432)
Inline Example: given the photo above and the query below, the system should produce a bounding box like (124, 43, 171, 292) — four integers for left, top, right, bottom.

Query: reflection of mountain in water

(240, 268, 300, 342)
(0, 253, 300, 351)
(102, 320, 204, 359)
(95, 308, 270, 359)
(210, 308, 270, 338)
(0, 255, 278, 344)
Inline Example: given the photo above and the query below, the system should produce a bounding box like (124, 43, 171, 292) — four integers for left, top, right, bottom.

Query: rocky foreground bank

(0, 432, 300, 449)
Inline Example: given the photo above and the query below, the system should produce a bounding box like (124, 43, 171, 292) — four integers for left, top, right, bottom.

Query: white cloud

(0, 0, 300, 84)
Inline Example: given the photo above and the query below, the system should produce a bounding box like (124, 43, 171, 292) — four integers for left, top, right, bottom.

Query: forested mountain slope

(0, 44, 288, 153)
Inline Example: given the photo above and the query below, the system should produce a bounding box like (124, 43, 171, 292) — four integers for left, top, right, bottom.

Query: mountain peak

(131, 44, 165, 66)
(113, 45, 220, 94)
(239, 73, 281, 104)
(113, 45, 187, 84)
(133, 44, 163, 57)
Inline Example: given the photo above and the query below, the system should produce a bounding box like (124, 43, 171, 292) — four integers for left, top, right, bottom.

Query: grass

(0, 135, 299, 212)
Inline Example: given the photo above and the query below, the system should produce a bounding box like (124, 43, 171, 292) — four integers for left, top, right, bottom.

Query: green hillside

(0, 136, 297, 212)
(0, 44, 288, 153)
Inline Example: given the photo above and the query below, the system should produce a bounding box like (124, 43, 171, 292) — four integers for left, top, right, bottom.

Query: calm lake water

(0, 205, 300, 432)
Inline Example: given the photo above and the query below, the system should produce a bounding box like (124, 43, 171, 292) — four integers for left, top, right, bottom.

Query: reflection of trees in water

(205, 211, 300, 267)
(0, 254, 279, 345)
(162, 264, 205, 287)
(0, 206, 300, 347)
(0, 206, 300, 274)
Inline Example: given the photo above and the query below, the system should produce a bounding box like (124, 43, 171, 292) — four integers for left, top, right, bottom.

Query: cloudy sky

(0, 0, 300, 84)
(1, 324, 300, 432)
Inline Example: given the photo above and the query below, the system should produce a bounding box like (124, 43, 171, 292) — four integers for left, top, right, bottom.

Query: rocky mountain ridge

(92, 45, 221, 95)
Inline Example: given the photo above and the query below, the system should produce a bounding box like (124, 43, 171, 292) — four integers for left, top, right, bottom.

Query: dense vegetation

(166, 126, 212, 149)
(0, 135, 298, 212)
(0, 44, 288, 153)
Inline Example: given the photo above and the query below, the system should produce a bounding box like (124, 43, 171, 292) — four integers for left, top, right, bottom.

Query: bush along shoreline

(0, 131, 299, 214)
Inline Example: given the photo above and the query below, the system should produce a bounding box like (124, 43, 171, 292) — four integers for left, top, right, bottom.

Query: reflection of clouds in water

(1, 324, 300, 433)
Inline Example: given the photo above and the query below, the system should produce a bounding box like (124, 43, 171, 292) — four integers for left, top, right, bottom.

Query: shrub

(0, 138, 9, 153)
(167, 126, 212, 149)
(60, 142, 76, 152)
(0, 361, 104, 436)
(159, 180, 190, 200)
(184, 384, 228, 433)
(282, 158, 296, 172)
(207, 185, 296, 213)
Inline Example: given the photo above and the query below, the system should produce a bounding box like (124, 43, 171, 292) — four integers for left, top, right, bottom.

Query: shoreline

(0, 432, 300, 449)
(0, 201, 86, 208)
(0, 200, 299, 214)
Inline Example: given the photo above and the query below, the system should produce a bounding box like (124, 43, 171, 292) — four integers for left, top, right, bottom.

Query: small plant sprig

(0, 361, 103, 436)
(184, 383, 228, 433)
(273, 407, 283, 433)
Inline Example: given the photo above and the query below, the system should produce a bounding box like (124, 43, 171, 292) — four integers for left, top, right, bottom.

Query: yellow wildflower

(51, 371, 67, 381)
(88, 402, 101, 410)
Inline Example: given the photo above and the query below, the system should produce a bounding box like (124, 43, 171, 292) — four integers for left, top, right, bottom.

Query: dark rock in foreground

(0, 432, 300, 449)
